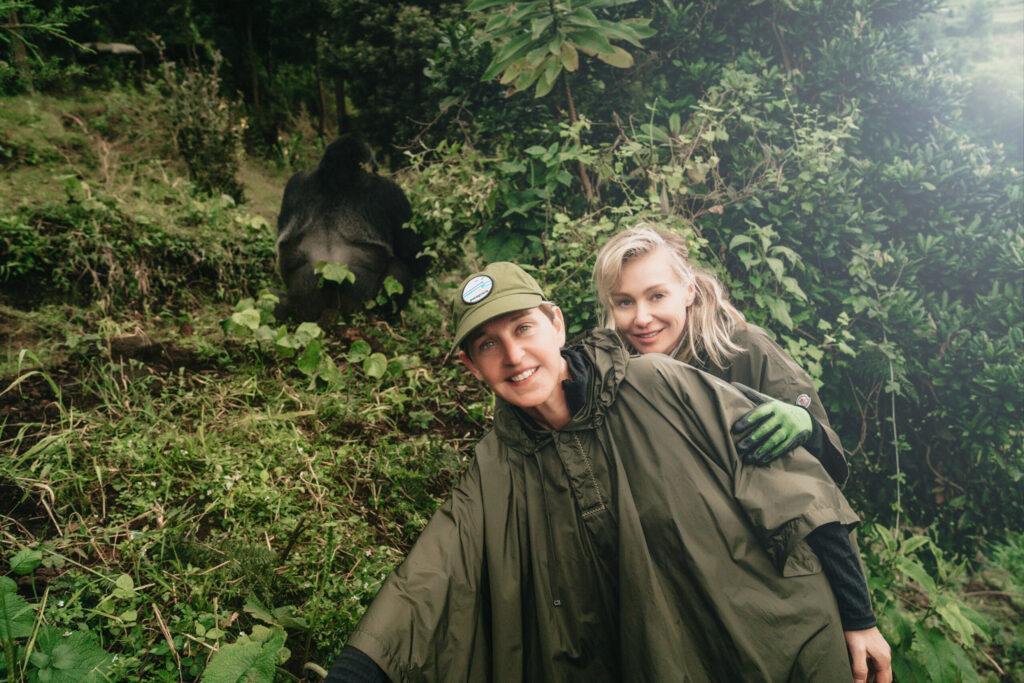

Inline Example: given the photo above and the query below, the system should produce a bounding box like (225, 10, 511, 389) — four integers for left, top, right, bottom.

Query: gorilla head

(319, 134, 377, 186)
(274, 134, 428, 324)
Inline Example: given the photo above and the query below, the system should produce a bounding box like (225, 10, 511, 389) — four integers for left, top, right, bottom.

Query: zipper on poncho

(534, 442, 564, 608)
(573, 433, 607, 519)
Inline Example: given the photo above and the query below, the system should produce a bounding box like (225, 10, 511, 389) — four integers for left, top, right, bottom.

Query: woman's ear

(684, 280, 697, 307)
(458, 350, 485, 382)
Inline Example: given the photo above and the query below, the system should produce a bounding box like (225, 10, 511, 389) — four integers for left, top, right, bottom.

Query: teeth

(510, 368, 537, 382)
(636, 331, 660, 339)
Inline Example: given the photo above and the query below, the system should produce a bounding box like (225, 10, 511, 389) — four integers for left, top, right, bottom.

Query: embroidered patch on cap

(796, 394, 811, 408)
(461, 275, 494, 304)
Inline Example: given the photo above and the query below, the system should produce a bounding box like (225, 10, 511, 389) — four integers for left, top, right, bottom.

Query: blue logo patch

(462, 275, 494, 304)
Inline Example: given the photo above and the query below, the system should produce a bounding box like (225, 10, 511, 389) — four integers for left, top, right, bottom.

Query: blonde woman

(593, 223, 848, 484)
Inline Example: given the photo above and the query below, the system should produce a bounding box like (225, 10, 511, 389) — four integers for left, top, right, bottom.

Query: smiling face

(458, 306, 571, 429)
(610, 246, 696, 355)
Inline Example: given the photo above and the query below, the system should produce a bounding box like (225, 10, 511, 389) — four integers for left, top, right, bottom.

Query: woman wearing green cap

(593, 223, 849, 484)
(326, 262, 891, 683)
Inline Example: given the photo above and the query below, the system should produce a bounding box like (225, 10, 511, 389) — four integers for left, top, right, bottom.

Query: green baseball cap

(452, 262, 545, 349)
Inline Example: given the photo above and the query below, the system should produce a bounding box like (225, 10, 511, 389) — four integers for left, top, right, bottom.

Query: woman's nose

(634, 302, 652, 326)
(504, 340, 525, 364)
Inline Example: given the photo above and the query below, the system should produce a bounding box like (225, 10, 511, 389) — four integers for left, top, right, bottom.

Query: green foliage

(0, 1, 89, 95)
(0, 180, 275, 311)
(468, 0, 655, 98)
(200, 625, 288, 683)
(0, 576, 34, 642)
(1, 574, 116, 683)
(225, 296, 412, 387)
(861, 524, 992, 680)
(24, 627, 115, 683)
(157, 50, 245, 202)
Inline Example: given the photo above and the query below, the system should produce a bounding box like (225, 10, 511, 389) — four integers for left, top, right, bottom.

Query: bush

(158, 51, 246, 202)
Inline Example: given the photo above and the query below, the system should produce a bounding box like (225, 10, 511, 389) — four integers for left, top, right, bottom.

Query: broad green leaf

(639, 123, 670, 144)
(535, 70, 558, 98)
(231, 309, 262, 331)
(382, 276, 404, 297)
(31, 626, 115, 683)
(765, 256, 785, 280)
(317, 262, 355, 285)
(0, 576, 35, 640)
(243, 596, 276, 625)
(514, 63, 542, 93)
(621, 17, 657, 39)
(296, 339, 323, 376)
(935, 600, 989, 647)
(566, 6, 601, 28)
(10, 548, 43, 575)
(766, 298, 793, 329)
(896, 556, 937, 594)
(233, 298, 255, 312)
(728, 234, 756, 249)
(200, 625, 287, 683)
(347, 340, 371, 363)
(593, 20, 646, 47)
(271, 605, 309, 630)
(466, 0, 508, 11)
(560, 42, 579, 71)
(294, 322, 323, 344)
(531, 15, 553, 39)
(669, 113, 680, 134)
(363, 353, 388, 379)
(482, 34, 535, 81)
(901, 535, 930, 554)
(568, 28, 616, 55)
(499, 62, 522, 85)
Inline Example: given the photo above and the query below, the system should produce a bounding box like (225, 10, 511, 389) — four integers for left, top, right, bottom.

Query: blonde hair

(592, 223, 746, 368)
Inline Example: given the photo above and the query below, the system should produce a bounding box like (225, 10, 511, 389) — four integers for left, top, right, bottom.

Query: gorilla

(274, 134, 427, 323)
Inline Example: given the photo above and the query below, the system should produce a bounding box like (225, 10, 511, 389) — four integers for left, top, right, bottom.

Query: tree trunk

(563, 75, 596, 205)
(335, 75, 349, 135)
(7, 11, 33, 91)
(314, 38, 328, 137)
(246, 9, 260, 112)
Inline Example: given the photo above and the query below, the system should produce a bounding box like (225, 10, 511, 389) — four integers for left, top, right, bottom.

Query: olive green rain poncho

(678, 323, 850, 485)
(347, 330, 860, 681)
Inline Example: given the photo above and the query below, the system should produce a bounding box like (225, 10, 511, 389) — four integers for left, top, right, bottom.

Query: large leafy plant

(468, 0, 655, 98)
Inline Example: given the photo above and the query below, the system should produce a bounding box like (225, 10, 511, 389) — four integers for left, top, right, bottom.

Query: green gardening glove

(729, 382, 813, 465)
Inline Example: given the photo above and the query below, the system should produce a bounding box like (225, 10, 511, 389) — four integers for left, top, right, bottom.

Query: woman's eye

(477, 340, 495, 352)
(517, 324, 531, 334)
(614, 299, 632, 308)
(651, 292, 665, 301)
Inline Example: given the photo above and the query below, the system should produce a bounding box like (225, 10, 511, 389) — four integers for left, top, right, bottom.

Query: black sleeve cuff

(802, 412, 825, 460)
(806, 522, 877, 631)
(325, 645, 391, 683)
(802, 414, 848, 485)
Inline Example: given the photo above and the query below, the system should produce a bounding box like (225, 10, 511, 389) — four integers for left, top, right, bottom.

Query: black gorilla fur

(274, 134, 427, 322)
